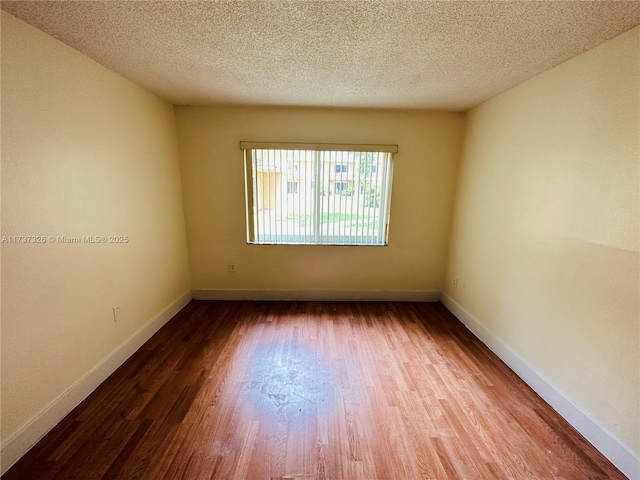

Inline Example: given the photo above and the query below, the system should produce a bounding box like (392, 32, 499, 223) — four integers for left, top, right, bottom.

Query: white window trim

(240, 141, 398, 154)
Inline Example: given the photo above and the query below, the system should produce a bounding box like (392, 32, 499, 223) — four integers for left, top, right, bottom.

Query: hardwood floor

(3, 301, 626, 479)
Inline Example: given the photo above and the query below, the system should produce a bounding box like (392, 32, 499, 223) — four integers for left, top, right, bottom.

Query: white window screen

(241, 142, 396, 245)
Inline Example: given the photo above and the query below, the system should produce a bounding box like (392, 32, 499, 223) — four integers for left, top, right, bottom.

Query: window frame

(241, 142, 397, 246)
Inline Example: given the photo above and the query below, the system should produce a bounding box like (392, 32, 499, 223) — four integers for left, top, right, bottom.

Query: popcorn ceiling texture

(2, 1, 639, 111)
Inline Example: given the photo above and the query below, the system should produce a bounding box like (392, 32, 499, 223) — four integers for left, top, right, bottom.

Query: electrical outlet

(112, 306, 121, 323)
(453, 278, 458, 288)
(229, 262, 237, 273)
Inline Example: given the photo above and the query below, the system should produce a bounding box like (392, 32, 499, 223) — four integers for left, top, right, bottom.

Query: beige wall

(1, 11, 191, 446)
(445, 26, 639, 455)
(176, 106, 464, 296)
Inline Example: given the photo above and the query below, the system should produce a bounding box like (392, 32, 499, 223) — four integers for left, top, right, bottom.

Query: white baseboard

(0, 291, 192, 475)
(192, 289, 441, 302)
(441, 293, 640, 480)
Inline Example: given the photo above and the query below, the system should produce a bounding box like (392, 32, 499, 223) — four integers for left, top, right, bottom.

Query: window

(334, 182, 350, 195)
(241, 142, 396, 245)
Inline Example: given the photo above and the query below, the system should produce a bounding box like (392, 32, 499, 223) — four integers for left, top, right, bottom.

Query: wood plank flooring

(3, 301, 626, 479)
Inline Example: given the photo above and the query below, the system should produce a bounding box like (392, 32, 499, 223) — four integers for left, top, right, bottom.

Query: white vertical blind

(242, 144, 395, 245)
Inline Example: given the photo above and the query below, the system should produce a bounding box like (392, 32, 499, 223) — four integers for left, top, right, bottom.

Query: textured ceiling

(2, 1, 640, 111)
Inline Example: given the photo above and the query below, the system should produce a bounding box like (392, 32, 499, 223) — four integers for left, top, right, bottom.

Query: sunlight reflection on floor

(243, 338, 335, 423)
